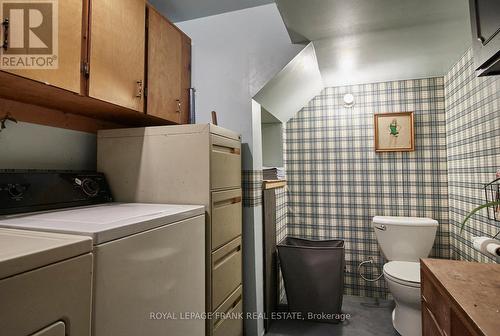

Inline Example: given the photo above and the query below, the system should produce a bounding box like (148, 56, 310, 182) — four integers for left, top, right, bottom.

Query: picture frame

(374, 112, 415, 152)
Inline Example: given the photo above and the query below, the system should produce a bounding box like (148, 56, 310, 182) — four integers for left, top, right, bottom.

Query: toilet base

(392, 304, 421, 336)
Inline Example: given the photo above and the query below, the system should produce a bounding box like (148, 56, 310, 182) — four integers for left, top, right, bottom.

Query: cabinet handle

(2, 18, 9, 50)
(214, 196, 242, 208)
(212, 144, 241, 155)
(213, 294, 243, 329)
(213, 244, 241, 268)
(176, 99, 181, 113)
(135, 81, 143, 98)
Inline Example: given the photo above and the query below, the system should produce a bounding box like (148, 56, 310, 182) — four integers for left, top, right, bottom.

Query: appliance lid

(383, 261, 421, 284)
(0, 228, 92, 279)
(0, 203, 205, 245)
(373, 216, 438, 226)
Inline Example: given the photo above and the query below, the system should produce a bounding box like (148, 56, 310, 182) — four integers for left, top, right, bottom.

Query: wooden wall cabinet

(3, 0, 84, 94)
(146, 6, 191, 123)
(0, 0, 191, 131)
(469, 0, 500, 76)
(180, 34, 192, 124)
(421, 259, 500, 336)
(88, 0, 146, 112)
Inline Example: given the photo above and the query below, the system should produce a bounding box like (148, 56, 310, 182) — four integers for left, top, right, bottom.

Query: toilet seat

(383, 261, 421, 288)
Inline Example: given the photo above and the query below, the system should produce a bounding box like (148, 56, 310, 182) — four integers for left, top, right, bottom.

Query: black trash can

(277, 237, 345, 323)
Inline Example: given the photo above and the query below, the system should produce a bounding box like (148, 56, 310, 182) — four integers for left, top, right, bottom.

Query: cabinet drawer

(422, 272, 450, 333)
(211, 135, 241, 190)
(213, 286, 243, 336)
(211, 189, 242, 250)
(212, 237, 242, 310)
(422, 304, 444, 336)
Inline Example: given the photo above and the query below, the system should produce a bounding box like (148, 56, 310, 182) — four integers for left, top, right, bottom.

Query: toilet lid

(383, 261, 420, 284)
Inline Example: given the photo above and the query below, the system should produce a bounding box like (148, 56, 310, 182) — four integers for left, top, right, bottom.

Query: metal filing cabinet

(97, 124, 243, 336)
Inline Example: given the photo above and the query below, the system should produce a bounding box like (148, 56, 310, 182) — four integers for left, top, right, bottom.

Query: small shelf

(263, 180, 287, 190)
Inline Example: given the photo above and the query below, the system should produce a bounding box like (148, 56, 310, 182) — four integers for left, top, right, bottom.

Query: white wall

(0, 122, 96, 170)
(262, 123, 283, 167)
(178, 3, 302, 166)
(179, 8, 299, 334)
(244, 100, 264, 335)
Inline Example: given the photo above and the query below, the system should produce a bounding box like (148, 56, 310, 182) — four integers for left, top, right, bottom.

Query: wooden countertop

(421, 259, 500, 336)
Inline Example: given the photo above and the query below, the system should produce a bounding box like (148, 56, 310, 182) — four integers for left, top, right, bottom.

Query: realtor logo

(0, 0, 58, 69)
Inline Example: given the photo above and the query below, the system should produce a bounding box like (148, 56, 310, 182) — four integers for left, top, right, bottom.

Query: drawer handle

(214, 196, 242, 208)
(214, 245, 241, 268)
(212, 144, 241, 155)
(230, 295, 241, 310)
(214, 295, 242, 329)
(2, 18, 8, 50)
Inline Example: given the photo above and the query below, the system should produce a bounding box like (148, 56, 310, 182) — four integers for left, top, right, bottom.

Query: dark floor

(265, 296, 399, 336)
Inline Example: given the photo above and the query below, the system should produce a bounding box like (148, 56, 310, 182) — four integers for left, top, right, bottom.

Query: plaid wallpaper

(285, 78, 450, 298)
(242, 170, 263, 207)
(445, 49, 500, 263)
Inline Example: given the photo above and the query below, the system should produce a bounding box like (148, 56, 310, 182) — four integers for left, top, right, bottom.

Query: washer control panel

(0, 171, 113, 215)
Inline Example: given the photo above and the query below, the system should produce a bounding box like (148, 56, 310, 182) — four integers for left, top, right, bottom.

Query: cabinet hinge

(82, 62, 89, 77)
(144, 86, 148, 97)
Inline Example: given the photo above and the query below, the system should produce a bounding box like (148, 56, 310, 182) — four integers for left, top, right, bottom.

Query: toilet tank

(372, 216, 438, 262)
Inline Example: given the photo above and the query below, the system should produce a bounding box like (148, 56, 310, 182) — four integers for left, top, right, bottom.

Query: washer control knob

(75, 178, 100, 197)
(8, 184, 26, 199)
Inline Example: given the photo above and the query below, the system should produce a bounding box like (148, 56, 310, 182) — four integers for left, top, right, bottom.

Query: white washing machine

(0, 228, 93, 336)
(0, 171, 206, 336)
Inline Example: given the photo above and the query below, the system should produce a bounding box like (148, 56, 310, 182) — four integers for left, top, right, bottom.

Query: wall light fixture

(343, 93, 355, 107)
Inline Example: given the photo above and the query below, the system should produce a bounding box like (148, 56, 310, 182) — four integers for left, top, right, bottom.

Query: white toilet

(372, 216, 438, 336)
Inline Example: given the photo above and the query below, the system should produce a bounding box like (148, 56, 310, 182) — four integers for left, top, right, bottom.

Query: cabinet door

(180, 34, 191, 124)
(147, 7, 182, 123)
(470, 0, 500, 75)
(2, 0, 83, 93)
(89, 0, 145, 112)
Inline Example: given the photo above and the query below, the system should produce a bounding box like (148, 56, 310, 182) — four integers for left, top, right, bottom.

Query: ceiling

(148, 0, 275, 22)
(150, 0, 472, 93)
(255, 43, 323, 123)
(261, 109, 281, 124)
(276, 0, 472, 87)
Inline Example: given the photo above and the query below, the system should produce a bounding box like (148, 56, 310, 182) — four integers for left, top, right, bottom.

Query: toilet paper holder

(472, 236, 500, 261)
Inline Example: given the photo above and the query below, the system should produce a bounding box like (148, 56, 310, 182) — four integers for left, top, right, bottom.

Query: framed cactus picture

(374, 112, 415, 152)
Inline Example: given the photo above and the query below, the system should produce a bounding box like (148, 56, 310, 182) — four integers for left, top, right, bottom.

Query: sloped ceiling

(254, 43, 323, 123)
(276, 0, 472, 87)
(148, 0, 274, 22)
(261, 109, 281, 124)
